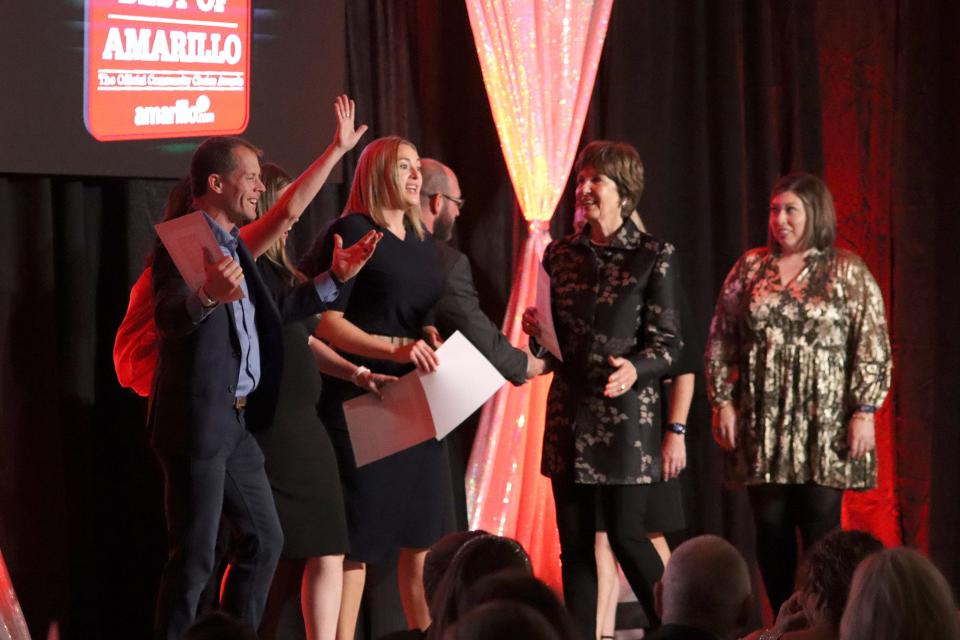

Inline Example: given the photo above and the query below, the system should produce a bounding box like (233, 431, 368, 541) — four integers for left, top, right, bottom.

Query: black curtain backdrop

(0, 2, 957, 638)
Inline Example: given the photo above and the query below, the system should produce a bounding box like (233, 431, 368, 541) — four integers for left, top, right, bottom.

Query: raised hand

(330, 230, 382, 282)
(333, 94, 368, 153)
(202, 248, 244, 303)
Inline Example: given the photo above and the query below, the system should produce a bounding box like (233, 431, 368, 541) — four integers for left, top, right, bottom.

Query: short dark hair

(447, 601, 562, 640)
(460, 571, 578, 640)
(427, 535, 532, 640)
(768, 172, 837, 251)
(574, 140, 645, 216)
(423, 530, 487, 604)
(798, 529, 883, 626)
(189, 136, 261, 198)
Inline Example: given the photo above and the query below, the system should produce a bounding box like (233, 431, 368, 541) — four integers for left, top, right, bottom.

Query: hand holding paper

(532, 261, 563, 361)
(155, 211, 242, 299)
(202, 248, 244, 303)
(343, 332, 506, 466)
(392, 338, 440, 373)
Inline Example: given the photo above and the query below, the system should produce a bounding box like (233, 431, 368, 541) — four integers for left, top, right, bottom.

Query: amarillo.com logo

(134, 94, 215, 127)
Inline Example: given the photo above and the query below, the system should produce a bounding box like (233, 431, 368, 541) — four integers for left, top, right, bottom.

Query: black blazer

(433, 241, 527, 386)
(148, 237, 329, 457)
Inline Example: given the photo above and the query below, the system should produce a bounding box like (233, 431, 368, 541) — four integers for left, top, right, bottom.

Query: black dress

(253, 258, 349, 558)
(645, 287, 700, 533)
(300, 213, 455, 564)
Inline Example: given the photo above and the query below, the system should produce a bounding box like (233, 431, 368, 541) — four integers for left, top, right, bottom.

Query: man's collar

(199, 210, 241, 248)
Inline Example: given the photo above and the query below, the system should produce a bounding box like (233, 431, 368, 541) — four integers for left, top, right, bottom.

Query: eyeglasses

(428, 193, 466, 210)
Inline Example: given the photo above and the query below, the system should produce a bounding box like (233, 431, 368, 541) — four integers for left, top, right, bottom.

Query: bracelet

(855, 404, 877, 414)
(666, 422, 686, 435)
(351, 365, 370, 384)
(758, 629, 784, 640)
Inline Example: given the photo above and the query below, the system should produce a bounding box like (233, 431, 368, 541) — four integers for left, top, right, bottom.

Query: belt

(371, 334, 416, 346)
(233, 396, 247, 409)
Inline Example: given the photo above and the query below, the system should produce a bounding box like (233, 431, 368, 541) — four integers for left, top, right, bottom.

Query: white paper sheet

(342, 331, 507, 466)
(342, 372, 435, 467)
(154, 211, 223, 292)
(535, 261, 563, 361)
(419, 332, 507, 439)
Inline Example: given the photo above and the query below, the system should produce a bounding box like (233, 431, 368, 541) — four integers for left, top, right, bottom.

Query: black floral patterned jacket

(540, 216, 682, 484)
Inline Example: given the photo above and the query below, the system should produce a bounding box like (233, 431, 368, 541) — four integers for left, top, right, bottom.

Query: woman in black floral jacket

(523, 141, 682, 639)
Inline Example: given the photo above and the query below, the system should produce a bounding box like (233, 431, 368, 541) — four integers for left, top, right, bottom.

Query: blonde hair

(342, 136, 424, 239)
(256, 163, 301, 284)
(839, 547, 960, 640)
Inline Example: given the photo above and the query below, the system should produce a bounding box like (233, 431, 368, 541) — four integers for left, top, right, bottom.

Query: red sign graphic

(84, 0, 251, 141)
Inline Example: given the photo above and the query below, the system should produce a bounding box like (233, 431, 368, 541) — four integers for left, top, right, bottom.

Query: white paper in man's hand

(154, 211, 223, 292)
(419, 332, 506, 439)
(535, 261, 563, 361)
(342, 373, 435, 467)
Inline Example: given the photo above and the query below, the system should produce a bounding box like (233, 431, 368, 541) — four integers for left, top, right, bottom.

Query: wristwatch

(666, 422, 686, 435)
(198, 286, 217, 308)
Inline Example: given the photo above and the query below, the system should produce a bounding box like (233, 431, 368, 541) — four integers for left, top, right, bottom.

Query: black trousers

(747, 483, 842, 614)
(551, 478, 664, 640)
(153, 421, 284, 640)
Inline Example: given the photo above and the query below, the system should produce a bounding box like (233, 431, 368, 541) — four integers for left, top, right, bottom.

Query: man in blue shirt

(149, 136, 379, 639)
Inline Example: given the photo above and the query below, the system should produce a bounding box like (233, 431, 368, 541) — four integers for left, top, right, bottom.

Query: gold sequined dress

(705, 247, 892, 489)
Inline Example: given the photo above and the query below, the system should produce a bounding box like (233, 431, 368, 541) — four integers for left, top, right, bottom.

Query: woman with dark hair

(522, 140, 683, 639)
(426, 535, 533, 640)
(458, 571, 579, 640)
(705, 173, 892, 614)
(744, 529, 883, 640)
(585, 191, 701, 640)
(300, 136, 454, 639)
(444, 602, 561, 640)
(114, 177, 193, 396)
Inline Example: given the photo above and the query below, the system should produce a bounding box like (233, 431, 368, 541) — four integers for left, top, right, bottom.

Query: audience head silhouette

(443, 601, 561, 640)
(796, 529, 883, 628)
(458, 570, 578, 640)
(839, 547, 960, 640)
(427, 534, 532, 640)
(654, 535, 752, 640)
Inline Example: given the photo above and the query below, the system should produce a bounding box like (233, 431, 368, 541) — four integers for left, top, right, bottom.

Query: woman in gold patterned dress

(705, 173, 892, 614)
(523, 141, 682, 639)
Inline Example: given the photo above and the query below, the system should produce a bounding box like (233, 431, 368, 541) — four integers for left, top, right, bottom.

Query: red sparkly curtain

(463, 0, 613, 590)
(816, 2, 900, 547)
